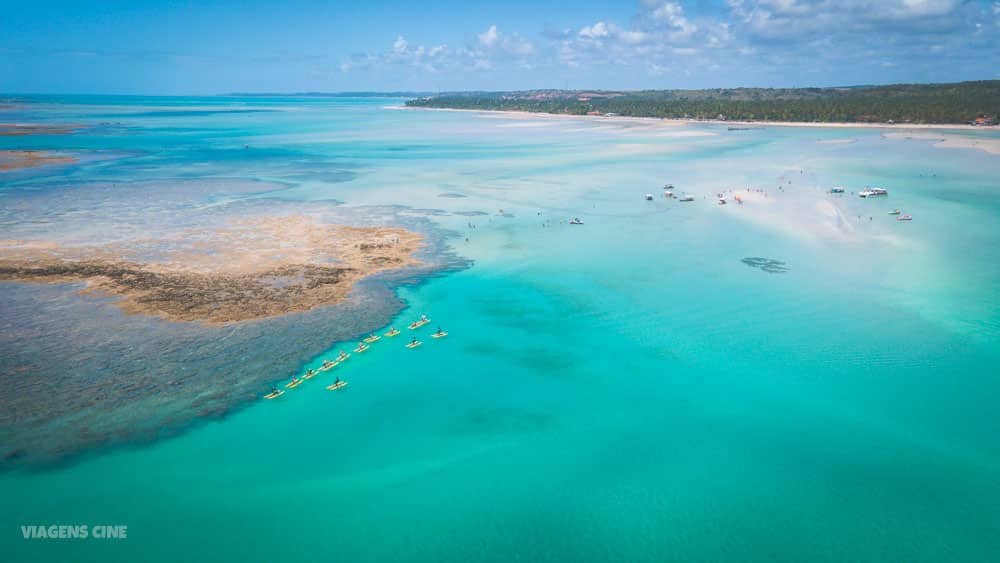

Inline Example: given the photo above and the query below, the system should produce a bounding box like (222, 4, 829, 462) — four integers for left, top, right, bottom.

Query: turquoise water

(2, 97, 999, 561)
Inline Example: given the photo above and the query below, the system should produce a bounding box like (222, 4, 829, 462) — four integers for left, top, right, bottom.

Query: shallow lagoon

(2, 97, 999, 561)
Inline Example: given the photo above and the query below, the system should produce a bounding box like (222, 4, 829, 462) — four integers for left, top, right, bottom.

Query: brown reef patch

(0, 150, 77, 171)
(0, 123, 84, 136)
(0, 216, 424, 324)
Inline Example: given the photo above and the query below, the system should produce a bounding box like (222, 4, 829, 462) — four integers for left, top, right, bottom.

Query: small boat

(264, 389, 285, 400)
(829, 187, 845, 194)
(859, 188, 888, 198)
(644, 194, 654, 201)
(664, 190, 674, 198)
(320, 360, 338, 371)
(353, 343, 370, 353)
(718, 197, 727, 205)
(408, 317, 430, 330)
(405, 340, 422, 349)
(897, 214, 912, 221)
(664, 184, 675, 190)
(285, 378, 303, 389)
(363, 334, 381, 344)
(384, 328, 401, 337)
(336, 352, 350, 362)
(326, 381, 348, 391)
(431, 331, 448, 339)
(302, 369, 318, 380)
(568, 218, 584, 225)
(888, 209, 901, 215)
(679, 195, 695, 202)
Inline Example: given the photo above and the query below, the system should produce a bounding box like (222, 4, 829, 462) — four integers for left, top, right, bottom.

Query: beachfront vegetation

(405, 81, 1000, 125)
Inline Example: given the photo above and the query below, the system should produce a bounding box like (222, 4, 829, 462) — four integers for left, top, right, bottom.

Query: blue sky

(2, 0, 998, 94)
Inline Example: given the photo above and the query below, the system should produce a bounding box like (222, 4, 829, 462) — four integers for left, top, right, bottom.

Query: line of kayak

(264, 314, 448, 400)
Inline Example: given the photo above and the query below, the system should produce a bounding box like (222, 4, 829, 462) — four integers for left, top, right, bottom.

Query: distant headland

(403, 80, 1000, 126)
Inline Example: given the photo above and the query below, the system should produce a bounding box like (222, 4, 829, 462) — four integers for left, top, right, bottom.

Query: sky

(1, 0, 999, 94)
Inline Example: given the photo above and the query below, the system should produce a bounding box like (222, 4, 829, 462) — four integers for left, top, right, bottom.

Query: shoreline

(399, 105, 997, 132)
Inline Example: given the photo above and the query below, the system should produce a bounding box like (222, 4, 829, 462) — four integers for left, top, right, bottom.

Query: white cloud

(341, 25, 534, 75)
(479, 25, 500, 48)
(340, 0, 993, 82)
(579, 22, 611, 39)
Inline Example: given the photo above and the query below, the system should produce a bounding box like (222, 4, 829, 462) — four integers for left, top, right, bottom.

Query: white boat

(569, 218, 584, 225)
(644, 194, 654, 201)
(897, 214, 912, 221)
(664, 191, 674, 198)
(888, 209, 901, 215)
(679, 195, 695, 202)
(860, 187, 888, 198)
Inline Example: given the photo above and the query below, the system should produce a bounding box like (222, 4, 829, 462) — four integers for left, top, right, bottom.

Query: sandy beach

(401, 105, 997, 132)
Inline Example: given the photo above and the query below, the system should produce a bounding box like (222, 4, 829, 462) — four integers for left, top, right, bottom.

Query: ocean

(1, 96, 998, 562)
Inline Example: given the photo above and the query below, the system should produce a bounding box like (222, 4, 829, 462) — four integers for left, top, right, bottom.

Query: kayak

(302, 370, 318, 380)
(336, 353, 350, 362)
(363, 335, 381, 344)
(264, 390, 285, 400)
(384, 329, 401, 337)
(285, 379, 303, 389)
(319, 361, 338, 371)
(353, 345, 369, 353)
(431, 332, 448, 339)
(408, 319, 430, 330)
(405, 341, 422, 349)
(326, 381, 348, 391)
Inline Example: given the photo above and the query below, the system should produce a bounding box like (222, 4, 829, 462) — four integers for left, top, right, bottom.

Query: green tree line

(406, 81, 1000, 125)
